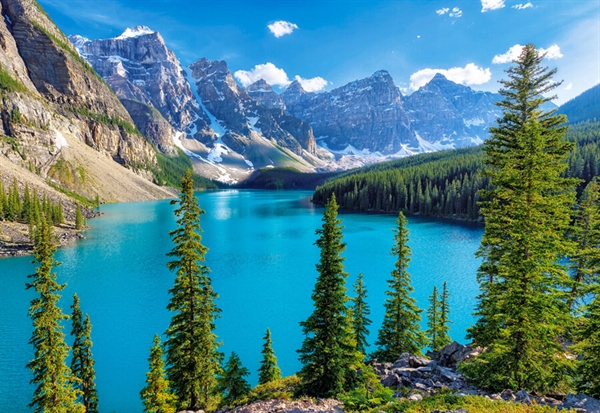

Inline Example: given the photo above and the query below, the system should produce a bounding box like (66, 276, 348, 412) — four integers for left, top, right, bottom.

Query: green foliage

(338, 365, 394, 412)
(154, 148, 218, 189)
(239, 167, 338, 190)
(67, 105, 142, 136)
(426, 286, 441, 351)
(75, 204, 83, 230)
(372, 394, 566, 413)
(258, 328, 282, 385)
(235, 376, 300, 406)
(26, 220, 84, 413)
(297, 194, 359, 397)
(558, 84, 600, 125)
(218, 352, 251, 407)
(0, 179, 67, 227)
(70, 294, 99, 413)
(351, 273, 372, 356)
(439, 281, 452, 348)
(46, 180, 96, 208)
(0, 64, 28, 93)
(373, 212, 425, 361)
(313, 120, 599, 220)
(574, 291, 600, 398)
(140, 335, 177, 413)
(165, 170, 221, 411)
(462, 44, 577, 393)
(568, 178, 600, 311)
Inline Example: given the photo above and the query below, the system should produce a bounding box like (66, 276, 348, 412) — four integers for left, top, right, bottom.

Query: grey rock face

(120, 99, 177, 155)
(247, 79, 285, 110)
(282, 71, 416, 154)
(188, 58, 316, 156)
(404, 73, 502, 148)
(70, 27, 213, 150)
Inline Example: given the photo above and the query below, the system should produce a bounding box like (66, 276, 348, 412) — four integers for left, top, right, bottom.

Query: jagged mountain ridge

(0, 0, 172, 203)
(72, 29, 324, 183)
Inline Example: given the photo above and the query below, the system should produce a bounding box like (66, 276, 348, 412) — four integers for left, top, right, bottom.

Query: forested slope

(313, 120, 599, 220)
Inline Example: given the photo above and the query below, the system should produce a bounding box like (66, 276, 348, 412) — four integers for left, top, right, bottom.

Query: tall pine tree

(351, 273, 371, 356)
(140, 335, 177, 413)
(373, 212, 425, 361)
(426, 286, 441, 351)
(26, 220, 84, 413)
(297, 194, 357, 397)
(462, 44, 576, 393)
(70, 294, 99, 413)
(439, 281, 452, 349)
(258, 328, 282, 385)
(217, 352, 251, 407)
(165, 170, 221, 411)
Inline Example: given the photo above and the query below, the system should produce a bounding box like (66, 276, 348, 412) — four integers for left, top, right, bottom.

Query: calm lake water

(0, 190, 483, 413)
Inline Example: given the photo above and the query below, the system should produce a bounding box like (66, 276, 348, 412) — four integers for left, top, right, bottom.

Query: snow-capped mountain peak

(115, 26, 155, 40)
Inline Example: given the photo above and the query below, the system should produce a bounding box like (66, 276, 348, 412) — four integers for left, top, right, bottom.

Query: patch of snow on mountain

(471, 136, 484, 145)
(207, 143, 229, 163)
(464, 117, 485, 127)
(244, 159, 254, 167)
(247, 116, 260, 133)
(183, 67, 226, 137)
(173, 131, 204, 161)
(415, 132, 455, 152)
(116, 26, 155, 40)
(54, 131, 68, 150)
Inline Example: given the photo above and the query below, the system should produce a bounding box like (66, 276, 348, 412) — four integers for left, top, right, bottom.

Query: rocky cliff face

(404, 73, 502, 149)
(247, 79, 285, 110)
(282, 71, 416, 155)
(70, 27, 213, 152)
(187, 58, 318, 158)
(0, 0, 172, 202)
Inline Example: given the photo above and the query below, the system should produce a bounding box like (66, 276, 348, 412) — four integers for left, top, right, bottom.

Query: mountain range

(69, 26, 526, 183)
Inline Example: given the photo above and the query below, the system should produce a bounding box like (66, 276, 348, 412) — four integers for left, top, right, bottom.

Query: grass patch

(46, 180, 95, 207)
(154, 148, 219, 190)
(370, 394, 568, 413)
(0, 65, 28, 93)
(68, 105, 142, 136)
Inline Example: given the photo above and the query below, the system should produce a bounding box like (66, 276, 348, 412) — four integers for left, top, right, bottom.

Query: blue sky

(39, 0, 599, 104)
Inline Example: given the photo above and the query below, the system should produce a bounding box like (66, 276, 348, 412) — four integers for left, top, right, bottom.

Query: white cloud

(481, 0, 505, 12)
(294, 75, 328, 92)
(540, 44, 563, 59)
(564, 83, 573, 91)
(492, 44, 524, 64)
(512, 2, 533, 10)
(234, 62, 291, 87)
(267, 21, 298, 38)
(410, 63, 492, 90)
(493, 44, 563, 64)
(234, 62, 328, 92)
(450, 7, 463, 17)
(437, 7, 462, 17)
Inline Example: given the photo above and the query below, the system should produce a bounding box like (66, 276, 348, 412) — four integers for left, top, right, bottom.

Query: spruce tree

(439, 281, 452, 349)
(373, 212, 425, 361)
(568, 178, 600, 312)
(297, 194, 357, 397)
(140, 335, 177, 413)
(75, 204, 83, 230)
(351, 273, 371, 356)
(26, 219, 84, 413)
(71, 294, 99, 413)
(462, 44, 577, 393)
(165, 170, 221, 411)
(218, 352, 251, 407)
(258, 328, 282, 385)
(574, 290, 600, 398)
(426, 286, 441, 351)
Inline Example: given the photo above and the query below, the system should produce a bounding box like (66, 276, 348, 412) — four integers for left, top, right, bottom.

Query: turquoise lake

(0, 190, 483, 413)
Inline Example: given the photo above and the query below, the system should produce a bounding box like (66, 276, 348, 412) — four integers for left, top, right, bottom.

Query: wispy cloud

(564, 83, 573, 91)
(234, 62, 328, 91)
(436, 7, 462, 17)
(410, 63, 492, 90)
(512, 2, 533, 10)
(493, 44, 563, 64)
(267, 21, 298, 38)
(481, 0, 505, 12)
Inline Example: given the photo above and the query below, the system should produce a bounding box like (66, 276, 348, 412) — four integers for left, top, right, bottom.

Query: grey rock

(564, 394, 600, 413)
(432, 341, 482, 367)
(515, 389, 532, 404)
(406, 393, 423, 402)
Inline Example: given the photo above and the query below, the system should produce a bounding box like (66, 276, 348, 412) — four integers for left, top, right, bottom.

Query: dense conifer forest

(313, 119, 599, 220)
